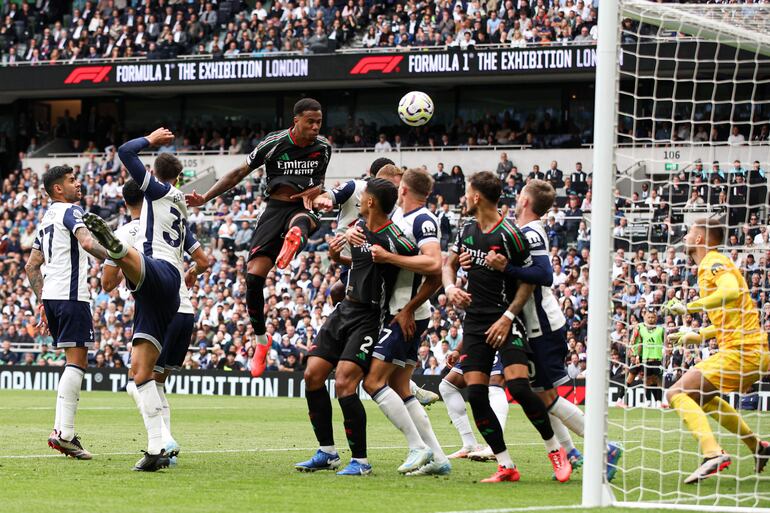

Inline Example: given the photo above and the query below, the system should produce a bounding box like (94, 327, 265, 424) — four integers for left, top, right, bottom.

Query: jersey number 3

(163, 206, 184, 248)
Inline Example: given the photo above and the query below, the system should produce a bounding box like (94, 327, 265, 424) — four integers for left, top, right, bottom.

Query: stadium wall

(1, 367, 767, 411)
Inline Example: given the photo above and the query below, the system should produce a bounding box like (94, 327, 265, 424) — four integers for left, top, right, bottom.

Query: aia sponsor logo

(349, 56, 403, 75)
(64, 66, 112, 84)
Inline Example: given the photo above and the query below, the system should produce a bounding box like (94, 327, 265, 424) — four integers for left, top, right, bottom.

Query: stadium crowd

(0, 0, 600, 65)
(2, 147, 769, 402)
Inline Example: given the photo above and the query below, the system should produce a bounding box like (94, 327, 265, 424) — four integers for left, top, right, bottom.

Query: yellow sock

(670, 393, 722, 458)
(703, 396, 758, 453)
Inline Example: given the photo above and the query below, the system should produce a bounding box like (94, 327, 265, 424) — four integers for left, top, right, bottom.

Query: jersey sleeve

(504, 226, 552, 286)
(411, 213, 440, 248)
(391, 227, 417, 256)
(62, 205, 86, 234)
(330, 180, 357, 206)
(246, 134, 280, 170)
(118, 137, 171, 201)
(183, 220, 201, 255)
(32, 234, 40, 251)
(450, 224, 467, 254)
(501, 222, 532, 268)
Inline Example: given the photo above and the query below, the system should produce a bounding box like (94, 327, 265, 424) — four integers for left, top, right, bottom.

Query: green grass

(0, 391, 767, 513)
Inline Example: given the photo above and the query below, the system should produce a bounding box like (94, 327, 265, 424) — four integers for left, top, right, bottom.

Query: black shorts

(459, 314, 530, 375)
(43, 299, 94, 349)
(248, 198, 319, 262)
(154, 312, 195, 374)
(629, 359, 662, 377)
(529, 327, 570, 391)
(309, 300, 382, 371)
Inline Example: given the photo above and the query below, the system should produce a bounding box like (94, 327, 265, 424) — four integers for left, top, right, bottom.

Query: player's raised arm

(118, 128, 175, 200)
(186, 162, 251, 207)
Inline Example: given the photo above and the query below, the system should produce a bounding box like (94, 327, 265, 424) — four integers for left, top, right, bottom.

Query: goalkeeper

(663, 218, 770, 484)
(628, 308, 664, 408)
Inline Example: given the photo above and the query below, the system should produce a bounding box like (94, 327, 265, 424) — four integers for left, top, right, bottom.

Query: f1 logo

(349, 56, 403, 75)
(64, 66, 112, 84)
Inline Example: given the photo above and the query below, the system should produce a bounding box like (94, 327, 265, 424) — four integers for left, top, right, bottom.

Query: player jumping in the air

(186, 98, 331, 378)
(663, 218, 770, 484)
(444, 179, 622, 480)
(101, 179, 208, 466)
(82, 127, 187, 471)
(663, 219, 770, 484)
(442, 172, 571, 483)
(26, 166, 109, 459)
(296, 178, 435, 476)
(628, 307, 665, 408)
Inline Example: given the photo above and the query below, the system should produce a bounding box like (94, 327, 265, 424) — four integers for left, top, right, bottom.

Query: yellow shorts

(695, 345, 770, 393)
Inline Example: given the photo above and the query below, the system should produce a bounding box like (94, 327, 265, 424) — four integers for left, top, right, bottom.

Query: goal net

(586, 1, 770, 511)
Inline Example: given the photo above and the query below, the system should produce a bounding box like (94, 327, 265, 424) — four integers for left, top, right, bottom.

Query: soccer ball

(398, 91, 434, 127)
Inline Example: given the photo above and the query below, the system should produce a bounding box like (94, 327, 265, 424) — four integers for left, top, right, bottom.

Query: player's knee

(466, 384, 489, 412)
(505, 377, 531, 401)
(304, 368, 325, 391)
(362, 374, 383, 396)
(334, 374, 358, 397)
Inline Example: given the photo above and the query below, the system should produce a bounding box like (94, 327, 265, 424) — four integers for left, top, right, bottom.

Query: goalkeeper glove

(668, 330, 702, 346)
(662, 298, 687, 317)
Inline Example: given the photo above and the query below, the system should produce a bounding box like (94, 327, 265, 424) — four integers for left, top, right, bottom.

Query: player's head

(644, 307, 657, 326)
(375, 164, 404, 187)
(43, 165, 81, 202)
(361, 178, 398, 217)
(153, 153, 183, 183)
(466, 171, 501, 216)
(369, 157, 395, 177)
(122, 179, 143, 210)
(685, 217, 725, 255)
(400, 168, 434, 204)
(293, 98, 322, 140)
(516, 179, 555, 219)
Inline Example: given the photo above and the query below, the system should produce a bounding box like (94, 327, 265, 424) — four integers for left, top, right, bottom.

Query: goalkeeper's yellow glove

(662, 298, 687, 317)
(668, 330, 702, 346)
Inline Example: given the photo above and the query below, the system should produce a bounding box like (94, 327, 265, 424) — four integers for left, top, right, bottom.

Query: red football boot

(250, 342, 269, 377)
(276, 226, 303, 270)
(480, 465, 521, 483)
(549, 447, 573, 483)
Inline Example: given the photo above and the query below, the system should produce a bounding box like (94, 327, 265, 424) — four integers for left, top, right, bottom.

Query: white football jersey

(520, 220, 566, 338)
(330, 179, 367, 259)
(34, 202, 90, 302)
(389, 206, 440, 321)
(106, 217, 199, 314)
(134, 175, 189, 271)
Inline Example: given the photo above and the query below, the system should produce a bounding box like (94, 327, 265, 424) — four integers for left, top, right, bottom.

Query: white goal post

(584, 1, 770, 512)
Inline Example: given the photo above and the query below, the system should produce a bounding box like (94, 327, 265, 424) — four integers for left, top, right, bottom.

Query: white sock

(156, 381, 174, 445)
(549, 414, 576, 452)
(544, 435, 561, 453)
(126, 380, 141, 409)
(320, 445, 337, 455)
(352, 457, 369, 465)
(494, 449, 514, 469)
(373, 386, 426, 450)
(57, 365, 84, 441)
(488, 385, 509, 433)
(137, 380, 164, 455)
(405, 397, 448, 464)
(440, 379, 478, 448)
(550, 396, 585, 437)
(409, 380, 417, 394)
(54, 389, 62, 433)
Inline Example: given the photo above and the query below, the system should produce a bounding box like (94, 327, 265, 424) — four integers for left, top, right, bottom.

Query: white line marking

(435, 505, 586, 513)
(0, 406, 247, 411)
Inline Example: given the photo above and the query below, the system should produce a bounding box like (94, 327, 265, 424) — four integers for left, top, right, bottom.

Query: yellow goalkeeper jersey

(697, 250, 763, 350)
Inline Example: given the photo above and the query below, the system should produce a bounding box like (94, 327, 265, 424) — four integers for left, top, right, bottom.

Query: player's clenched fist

(445, 284, 471, 309)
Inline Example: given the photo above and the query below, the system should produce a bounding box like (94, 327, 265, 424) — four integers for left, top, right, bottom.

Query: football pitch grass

(0, 390, 767, 513)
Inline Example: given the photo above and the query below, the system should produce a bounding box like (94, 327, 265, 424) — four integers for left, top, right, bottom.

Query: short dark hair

(122, 179, 143, 208)
(154, 153, 183, 182)
(365, 178, 398, 214)
(293, 98, 322, 116)
(468, 171, 502, 203)
(693, 217, 725, 247)
(369, 157, 395, 176)
(43, 165, 73, 197)
(402, 168, 434, 198)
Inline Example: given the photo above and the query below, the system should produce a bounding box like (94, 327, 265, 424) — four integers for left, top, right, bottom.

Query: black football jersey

(246, 128, 332, 197)
(451, 217, 532, 317)
(346, 219, 417, 308)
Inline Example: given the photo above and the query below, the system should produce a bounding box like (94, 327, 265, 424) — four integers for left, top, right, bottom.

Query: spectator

(727, 126, 746, 145)
(374, 133, 392, 152)
(496, 152, 513, 181)
(433, 162, 449, 182)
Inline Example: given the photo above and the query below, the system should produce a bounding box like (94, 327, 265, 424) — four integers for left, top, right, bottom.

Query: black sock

(653, 387, 663, 403)
(338, 394, 367, 459)
(289, 215, 313, 251)
(246, 274, 266, 336)
(467, 384, 507, 454)
(645, 387, 654, 402)
(506, 378, 555, 441)
(306, 387, 334, 447)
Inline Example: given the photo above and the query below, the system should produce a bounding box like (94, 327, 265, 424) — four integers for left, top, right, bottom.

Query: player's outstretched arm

(74, 227, 109, 261)
(370, 240, 441, 275)
(485, 251, 553, 287)
(186, 162, 251, 207)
